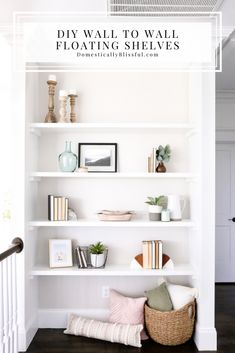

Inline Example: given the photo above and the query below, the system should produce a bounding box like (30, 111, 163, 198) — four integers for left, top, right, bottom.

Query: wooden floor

(24, 284, 235, 353)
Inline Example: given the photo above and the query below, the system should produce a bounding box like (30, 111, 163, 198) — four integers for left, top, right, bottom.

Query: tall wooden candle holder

(58, 90, 69, 123)
(68, 93, 78, 123)
(44, 77, 57, 123)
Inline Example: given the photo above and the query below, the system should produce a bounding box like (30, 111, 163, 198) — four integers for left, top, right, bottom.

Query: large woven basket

(145, 301, 195, 346)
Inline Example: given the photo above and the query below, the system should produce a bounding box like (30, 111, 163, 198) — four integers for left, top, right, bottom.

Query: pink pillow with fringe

(109, 289, 148, 340)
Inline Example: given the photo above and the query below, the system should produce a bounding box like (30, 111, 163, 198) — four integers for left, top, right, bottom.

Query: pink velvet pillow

(109, 289, 148, 340)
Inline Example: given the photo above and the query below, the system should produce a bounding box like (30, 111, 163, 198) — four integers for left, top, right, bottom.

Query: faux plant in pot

(145, 196, 166, 221)
(156, 144, 171, 173)
(89, 242, 106, 268)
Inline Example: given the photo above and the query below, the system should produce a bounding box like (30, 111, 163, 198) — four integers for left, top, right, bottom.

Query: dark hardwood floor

(24, 284, 235, 353)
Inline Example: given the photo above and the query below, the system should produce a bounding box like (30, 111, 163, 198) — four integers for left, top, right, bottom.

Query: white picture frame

(49, 239, 73, 268)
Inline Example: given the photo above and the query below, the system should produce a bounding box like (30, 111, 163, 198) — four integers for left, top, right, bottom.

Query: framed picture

(49, 239, 73, 268)
(78, 143, 117, 172)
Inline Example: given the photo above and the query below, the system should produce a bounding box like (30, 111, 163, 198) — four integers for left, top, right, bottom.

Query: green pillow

(145, 282, 173, 311)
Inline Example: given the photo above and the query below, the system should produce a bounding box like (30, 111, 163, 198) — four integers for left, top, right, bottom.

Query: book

(48, 195, 54, 221)
(142, 241, 149, 269)
(155, 240, 159, 269)
(151, 240, 155, 269)
(54, 197, 58, 221)
(61, 197, 66, 221)
(76, 247, 83, 268)
(65, 198, 69, 221)
(58, 197, 62, 221)
(80, 249, 88, 268)
(147, 241, 152, 269)
(158, 240, 163, 269)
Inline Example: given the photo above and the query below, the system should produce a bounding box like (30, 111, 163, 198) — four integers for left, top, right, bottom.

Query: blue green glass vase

(58, 141, 77, 172)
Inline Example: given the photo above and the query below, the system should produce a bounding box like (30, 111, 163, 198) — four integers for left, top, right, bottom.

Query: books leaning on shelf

(75, 246, 88, 268)
(48, 195, 69, 221)
(142, 240, 163, 269)
(147, 148, 157, 173)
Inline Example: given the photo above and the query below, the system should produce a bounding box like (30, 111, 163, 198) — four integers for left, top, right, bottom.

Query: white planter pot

(148, 205, 162, 221)
(90, 253, 105, 268)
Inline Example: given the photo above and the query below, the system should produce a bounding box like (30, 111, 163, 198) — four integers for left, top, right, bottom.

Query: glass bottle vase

(58, 141, 77, 172)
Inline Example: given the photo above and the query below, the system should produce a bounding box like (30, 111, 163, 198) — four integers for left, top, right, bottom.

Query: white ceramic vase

(90, 253, 105, 268)
(148, 205, 163, 221)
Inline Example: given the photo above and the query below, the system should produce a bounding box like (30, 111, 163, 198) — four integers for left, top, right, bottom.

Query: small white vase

(90, 253, 105, 268)
(148, 205, 163, 221)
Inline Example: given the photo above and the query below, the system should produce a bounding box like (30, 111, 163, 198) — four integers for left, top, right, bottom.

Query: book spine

(61, 197, 66, 221)
(151, 240, 155, 269)
(80, 249, 88, 268)
(155, 240, 159, 269)
(142, 241, 149, 269)
(147, 156, 151, 173)
(158, 240, 163, 269)
(76, 247, 83, 268)
(147, 241, 152, 269)
(54, 197, 58, 221)
(58, 197, 62, 221)
(48, 195, 54, 221)
(65, 198, 69, 221)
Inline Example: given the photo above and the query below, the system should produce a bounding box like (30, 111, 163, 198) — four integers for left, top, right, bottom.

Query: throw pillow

(145, 282, 173, 311)
(64, 314, 142, 348)
(109, 289, 148, 340)
(166, 282, 198, 310)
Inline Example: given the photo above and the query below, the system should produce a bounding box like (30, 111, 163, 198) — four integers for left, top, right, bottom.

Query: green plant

(89, 241, 105, 254)
(156, 144, 171, 162)
(145, 196, 166, 206)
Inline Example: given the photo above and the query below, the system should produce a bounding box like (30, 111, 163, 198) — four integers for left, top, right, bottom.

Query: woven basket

(145, 301, 195, 346)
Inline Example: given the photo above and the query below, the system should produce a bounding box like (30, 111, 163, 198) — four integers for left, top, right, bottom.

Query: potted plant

(156, 144, 171, 173)
(89, 241, 106, 268)
(145, 196, 166, 221)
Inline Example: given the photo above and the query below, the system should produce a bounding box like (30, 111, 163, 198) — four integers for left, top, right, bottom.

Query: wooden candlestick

(58, 95, 69, 123)
(44, 80, 57, 123)
(68, 94, 78, 123)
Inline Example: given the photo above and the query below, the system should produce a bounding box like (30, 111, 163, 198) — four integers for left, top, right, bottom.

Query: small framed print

(49, 239, 73, 268)
(78, 143, 117, 173)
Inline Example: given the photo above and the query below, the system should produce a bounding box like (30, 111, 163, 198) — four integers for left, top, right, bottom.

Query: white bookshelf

(29, 219, 195, 228)
(23, 71, 216, 351)
(30, 122, 197, 135)
(30, 172, 197, 180)
(31, 264, 194, 277)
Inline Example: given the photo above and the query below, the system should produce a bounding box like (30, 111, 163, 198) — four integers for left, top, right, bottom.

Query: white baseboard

(18, 315, 38, 352)
(194, 325, 217, 351)
(38, 308, 110, 328)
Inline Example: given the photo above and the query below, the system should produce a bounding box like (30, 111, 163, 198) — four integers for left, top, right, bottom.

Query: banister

(0, 237, 24, 262)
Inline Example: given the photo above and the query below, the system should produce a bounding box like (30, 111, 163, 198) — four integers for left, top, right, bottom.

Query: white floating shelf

(30, 172, 197, 181)
(31, 264, 194, 277)
(29, 219, 195, 228)
(30, 122, 197, 135)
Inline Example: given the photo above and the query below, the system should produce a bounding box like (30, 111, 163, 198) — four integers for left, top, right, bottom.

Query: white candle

(59, 90, 68, 97)
(68, 89, 77, 95)
(48, 74, 57, 81)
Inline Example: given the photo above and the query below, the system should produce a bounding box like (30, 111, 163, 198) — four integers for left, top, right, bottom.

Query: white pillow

(166, 282, 198, 310)
(64, 314, 142, 348)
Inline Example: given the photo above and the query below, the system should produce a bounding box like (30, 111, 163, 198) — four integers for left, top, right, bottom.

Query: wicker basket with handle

(144, 301, 195, 346)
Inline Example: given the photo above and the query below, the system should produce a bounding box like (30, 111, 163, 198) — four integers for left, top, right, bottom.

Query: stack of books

(147, 148, 157, 173)
(48, 195, 69, 221)
(75, 246, 88, 268)
(142, 240, 163, 269)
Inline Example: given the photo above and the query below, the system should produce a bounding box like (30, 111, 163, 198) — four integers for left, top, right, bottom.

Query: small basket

(144, 301, 195, 346)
